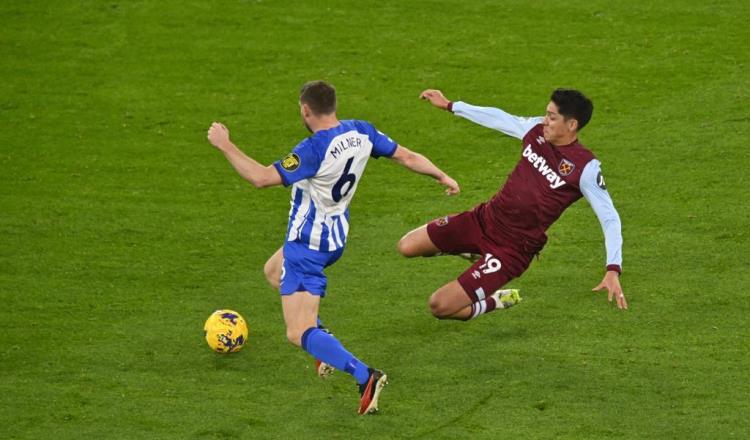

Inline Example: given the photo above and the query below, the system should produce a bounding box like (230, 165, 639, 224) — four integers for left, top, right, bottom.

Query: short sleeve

(365, 123, 398, 159)
(273, 138, 323, 187)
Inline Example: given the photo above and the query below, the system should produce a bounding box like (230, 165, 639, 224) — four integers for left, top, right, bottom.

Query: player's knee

(397, 235, 419, 258)
(263, 261, 280, 289)
(428, 293, 451, 319)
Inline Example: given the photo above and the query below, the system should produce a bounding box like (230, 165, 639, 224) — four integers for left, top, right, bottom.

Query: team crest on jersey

(558, 159, 575, 176)
(281, 153, 300, 171)
(435, 216, 449, 227)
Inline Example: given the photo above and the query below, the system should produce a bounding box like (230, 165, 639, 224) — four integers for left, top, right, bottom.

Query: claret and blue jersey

(273, 120, 398, 253)
(451, 101, 623, 272)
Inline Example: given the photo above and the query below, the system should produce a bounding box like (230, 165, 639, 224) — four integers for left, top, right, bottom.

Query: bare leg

(282, 291, 378, 403)
(280, 291, 321, 346)
(399, 227, 474, 319)
(397, 225, 440, 257)
(428, 280, 474, 320)
(264, 246, 283, 290)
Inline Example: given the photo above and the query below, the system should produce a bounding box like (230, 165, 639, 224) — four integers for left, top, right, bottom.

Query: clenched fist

(207, 122, 231, 150)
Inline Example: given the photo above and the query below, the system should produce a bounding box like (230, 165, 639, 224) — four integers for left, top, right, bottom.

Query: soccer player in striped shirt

(207, 81, 459, 414)
(398, 88, 626, 321)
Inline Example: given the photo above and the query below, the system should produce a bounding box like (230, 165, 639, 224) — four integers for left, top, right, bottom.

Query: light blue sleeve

(452, 101, 543, 140)
(579, 159, 623, 269)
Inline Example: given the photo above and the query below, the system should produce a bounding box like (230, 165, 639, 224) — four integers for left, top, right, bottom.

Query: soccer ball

(203, 309, 248, 353)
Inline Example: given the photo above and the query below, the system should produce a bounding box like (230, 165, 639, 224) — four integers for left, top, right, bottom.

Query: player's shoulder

(568, 141, 597, 163)
(342, 119, 375, 133)
(578, 143, 597, 159)
(520, 124, 546, 150)
(296, 133, 322, 151)
(341, 119, 397, 149)
(294, 133, 330, 164)
(522, 123, 545, 142)
(305, 120, 371, 151)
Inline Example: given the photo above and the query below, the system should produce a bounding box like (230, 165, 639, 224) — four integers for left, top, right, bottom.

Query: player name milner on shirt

(522, 144, 566, 189)
(330, 135, 363, 159)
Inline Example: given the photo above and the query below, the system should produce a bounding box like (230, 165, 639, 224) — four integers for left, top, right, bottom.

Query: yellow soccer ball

(204, 309, 249, 353)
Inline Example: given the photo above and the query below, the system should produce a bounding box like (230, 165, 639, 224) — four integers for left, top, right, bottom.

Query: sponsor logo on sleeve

(558, 159, 575, 176)
(435, 216, 449, 227)
(597, 171, 607, 190)
(281, 153, 300, 171)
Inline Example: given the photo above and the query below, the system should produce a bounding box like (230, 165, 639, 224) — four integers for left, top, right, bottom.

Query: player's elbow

(250, 178, 272, 189)
(250, 168, 280, 188)
(601, 216, 622, 235)
(402, 151, 423, 169)
(391, 146, 417, 168)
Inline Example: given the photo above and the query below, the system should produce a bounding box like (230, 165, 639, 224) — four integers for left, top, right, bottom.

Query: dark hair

(550, 88, 593, 131)
(300, 80, 336, 115)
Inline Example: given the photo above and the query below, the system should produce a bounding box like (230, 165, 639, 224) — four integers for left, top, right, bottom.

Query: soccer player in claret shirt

(207, 81, 459, 414)
(397, 88, 626, 321)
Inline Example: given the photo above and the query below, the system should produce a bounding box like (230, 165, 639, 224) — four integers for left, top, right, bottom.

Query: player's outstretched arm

(579, 159, 626, 310)
(207, 122, 282, 188)
(390, 145, 459, 195)
(420, 89, 542, 140)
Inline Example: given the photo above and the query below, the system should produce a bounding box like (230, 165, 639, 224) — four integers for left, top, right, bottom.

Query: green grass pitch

(1, 1, 748, 438)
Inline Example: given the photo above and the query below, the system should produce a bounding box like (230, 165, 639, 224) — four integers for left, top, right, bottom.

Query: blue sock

(301, 327, 370, 384)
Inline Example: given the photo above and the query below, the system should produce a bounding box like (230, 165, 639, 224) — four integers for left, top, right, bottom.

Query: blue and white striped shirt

(273, 120, 397, 252)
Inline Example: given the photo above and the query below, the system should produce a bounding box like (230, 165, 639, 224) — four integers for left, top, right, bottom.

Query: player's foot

(358, 368, 388, 415)
(493, 288, 522, 309)
(315, 359, 335, 378)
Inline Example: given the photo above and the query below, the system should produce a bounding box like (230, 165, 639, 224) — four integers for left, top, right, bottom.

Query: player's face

(543, 102, 577, 145)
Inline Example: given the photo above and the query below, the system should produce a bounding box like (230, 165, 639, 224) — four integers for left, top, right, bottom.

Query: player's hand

(420, 89, 451, 110)
(592, 271, 628, 310)
(438, 174, 460, 195)
(207, 122, 231, 150)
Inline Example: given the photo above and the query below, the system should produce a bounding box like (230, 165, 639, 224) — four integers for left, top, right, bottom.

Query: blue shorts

(279, 241, 344, 297)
